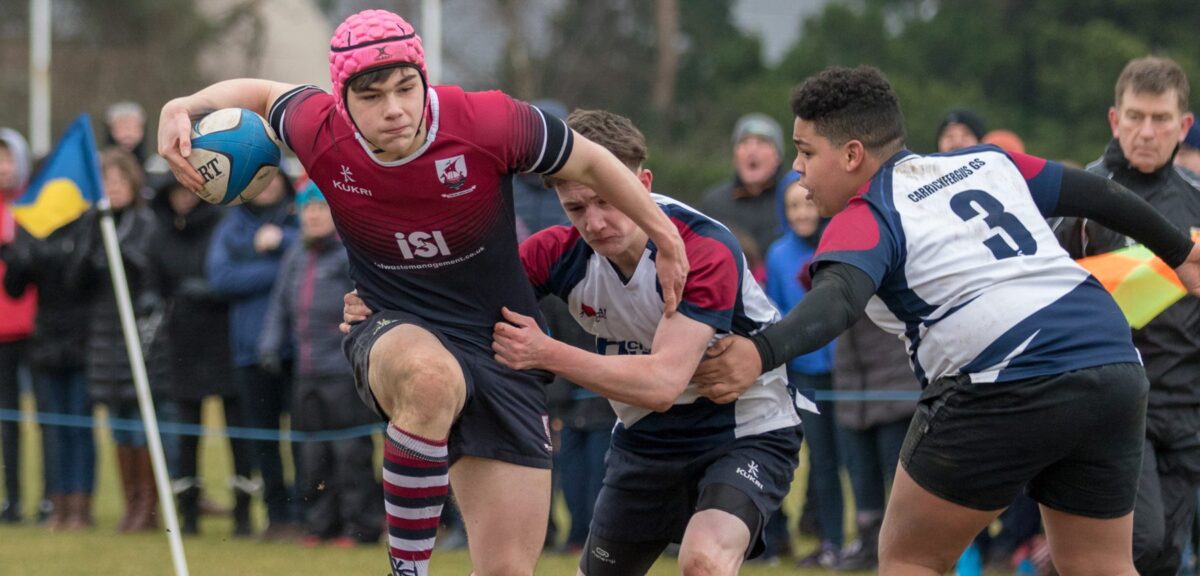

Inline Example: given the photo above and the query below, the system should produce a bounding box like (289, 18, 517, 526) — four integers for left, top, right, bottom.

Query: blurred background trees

(2, 0, 1198, 201)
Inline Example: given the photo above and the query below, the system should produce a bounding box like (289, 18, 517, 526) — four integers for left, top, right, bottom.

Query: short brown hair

(100, 147, 144, 202)
(346, 64, 419, 93)
(1114, 56, 1190, 112)
(545, 109, 647, 189)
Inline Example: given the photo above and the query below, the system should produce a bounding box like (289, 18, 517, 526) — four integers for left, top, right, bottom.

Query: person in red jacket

(0, 127, 36, 523)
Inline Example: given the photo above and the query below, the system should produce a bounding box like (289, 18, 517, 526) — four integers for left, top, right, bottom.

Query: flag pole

(96, 196, 190, 576)
(422, 0, 441, 84)
(29, 0, 51, 157)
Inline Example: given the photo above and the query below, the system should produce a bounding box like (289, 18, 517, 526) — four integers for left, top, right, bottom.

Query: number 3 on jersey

(950, 189, 1038, 260)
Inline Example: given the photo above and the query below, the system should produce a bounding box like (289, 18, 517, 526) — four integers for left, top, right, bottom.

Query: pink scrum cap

(328, 9, 427, 133)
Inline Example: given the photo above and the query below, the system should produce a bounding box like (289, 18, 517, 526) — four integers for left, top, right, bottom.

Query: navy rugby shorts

(344, 310, 553, 469)
(901, 362, 1147, 518)
(589, 425, 802, 558)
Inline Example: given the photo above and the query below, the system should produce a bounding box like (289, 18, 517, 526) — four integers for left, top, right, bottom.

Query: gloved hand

(0, 238, 32, 270)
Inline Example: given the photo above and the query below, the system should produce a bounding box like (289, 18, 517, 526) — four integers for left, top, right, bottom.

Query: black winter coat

(833, 319, 919, 431)
(1054, 139, 1200, 411)
(66, 206, 169, 404)
(148, 197, 234, 401)
(1, 220, 91, 371)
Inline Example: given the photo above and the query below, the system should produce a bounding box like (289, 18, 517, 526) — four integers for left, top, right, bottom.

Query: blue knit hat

(1184, 121, 1200, 150)
(295, 180, 326, 207)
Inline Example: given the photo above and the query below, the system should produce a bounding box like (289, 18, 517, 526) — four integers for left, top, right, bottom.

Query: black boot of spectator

(838, 513, 882, 571)
(232, 477, 255, 537)
(175, 480, 200, 535)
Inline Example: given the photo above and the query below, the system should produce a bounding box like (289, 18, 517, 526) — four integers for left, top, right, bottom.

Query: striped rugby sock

(384, 424, 449, 576)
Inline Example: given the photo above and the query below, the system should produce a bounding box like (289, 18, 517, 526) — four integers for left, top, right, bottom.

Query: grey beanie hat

(0, 128, 31, 192)
(732, 113, 783, 157)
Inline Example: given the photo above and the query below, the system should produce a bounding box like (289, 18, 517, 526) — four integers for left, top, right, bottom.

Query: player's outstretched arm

(493, 307, 713, 412)
(554, 135, 689, 317)
(157, 79, 297, 193)
(1052, 167, 1196, 277)
(694, 263, 874, 403)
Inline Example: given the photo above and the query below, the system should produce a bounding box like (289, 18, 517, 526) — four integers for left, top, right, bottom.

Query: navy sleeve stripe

(676, 302, 731, 333)
(524, 107, 550, 174)
(532, 113, 573, 175)
(268, 84, 321, 150)
(1028, 161, 1064, 217)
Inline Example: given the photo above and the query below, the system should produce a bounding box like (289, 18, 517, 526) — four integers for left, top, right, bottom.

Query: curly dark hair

(790, 65, 906, 153)
(544, 109, 647, 188)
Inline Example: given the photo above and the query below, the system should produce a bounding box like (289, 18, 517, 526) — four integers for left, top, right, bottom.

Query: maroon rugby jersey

(269, 85, 572, 351)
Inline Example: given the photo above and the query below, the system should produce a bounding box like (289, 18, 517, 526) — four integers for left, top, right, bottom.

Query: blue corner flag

(11, 114, 104, 239)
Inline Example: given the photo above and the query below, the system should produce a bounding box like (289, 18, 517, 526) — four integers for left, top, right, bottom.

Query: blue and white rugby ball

(188, 108, 282, 206)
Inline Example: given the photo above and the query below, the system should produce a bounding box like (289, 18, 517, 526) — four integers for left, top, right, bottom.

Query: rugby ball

(188, 108, 282, 206)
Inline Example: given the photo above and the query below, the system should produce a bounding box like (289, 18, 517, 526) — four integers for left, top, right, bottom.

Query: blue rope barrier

(0, 408, 385, 442)
(0, 390, 919, 442)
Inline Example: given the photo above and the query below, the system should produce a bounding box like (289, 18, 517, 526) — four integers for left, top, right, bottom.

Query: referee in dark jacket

(1053, 56, 1200, 576)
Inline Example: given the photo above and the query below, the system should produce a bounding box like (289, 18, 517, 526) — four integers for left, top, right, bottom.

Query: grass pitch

(0, 395, 871, 575)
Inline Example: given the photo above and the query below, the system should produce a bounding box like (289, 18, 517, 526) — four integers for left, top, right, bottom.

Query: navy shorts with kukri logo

(589, 425, 802, 556)
(343, 309, 554, 470)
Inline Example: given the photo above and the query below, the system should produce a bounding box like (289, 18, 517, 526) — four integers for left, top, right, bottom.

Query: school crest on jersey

(579, 302, 607, 321)
(434, 155, 468, 190)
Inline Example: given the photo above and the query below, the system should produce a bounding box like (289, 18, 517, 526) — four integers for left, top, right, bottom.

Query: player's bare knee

(678, 550, 730, 576)
(471, 559, 533, 576)
(370, 339, 464, 428)
(392, 358, 463, 426)
(879, 547, 957, 575)
(679, 534, 739, 576)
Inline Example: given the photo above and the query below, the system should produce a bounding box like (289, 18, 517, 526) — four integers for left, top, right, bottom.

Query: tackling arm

(749, 262, 876, 373)
(691, 262, 875, 402)
(493, 306, 715, 412)
(553, 136, 689, 316)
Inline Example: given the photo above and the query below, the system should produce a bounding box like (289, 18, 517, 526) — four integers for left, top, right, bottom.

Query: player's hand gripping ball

(187, 108, 282, 206)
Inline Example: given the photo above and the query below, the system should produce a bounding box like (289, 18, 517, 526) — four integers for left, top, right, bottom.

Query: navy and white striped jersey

(813, 145, 1140, 386)
(521, 194, 811, 454)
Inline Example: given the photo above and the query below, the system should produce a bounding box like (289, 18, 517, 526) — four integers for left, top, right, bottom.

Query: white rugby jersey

(813, 145, 1139, 386)
(521, 194, 810, 454)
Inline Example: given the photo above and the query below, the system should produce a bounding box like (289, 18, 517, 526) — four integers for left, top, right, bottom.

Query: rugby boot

(173, 478, 200, 535)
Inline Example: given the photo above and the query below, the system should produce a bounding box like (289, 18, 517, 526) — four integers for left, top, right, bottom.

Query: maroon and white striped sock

(384, 424, 449, 576)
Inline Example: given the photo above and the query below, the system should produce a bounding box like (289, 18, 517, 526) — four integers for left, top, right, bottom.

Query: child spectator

(764, 179, 842, 567)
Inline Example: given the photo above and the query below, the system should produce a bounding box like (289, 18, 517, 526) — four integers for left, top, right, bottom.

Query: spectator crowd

(2, 51, 1200, 576)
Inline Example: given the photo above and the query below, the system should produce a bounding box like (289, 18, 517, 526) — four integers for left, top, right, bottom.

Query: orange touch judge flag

(11, 114, 104, 239)
(1076, 244, 1186, 329)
